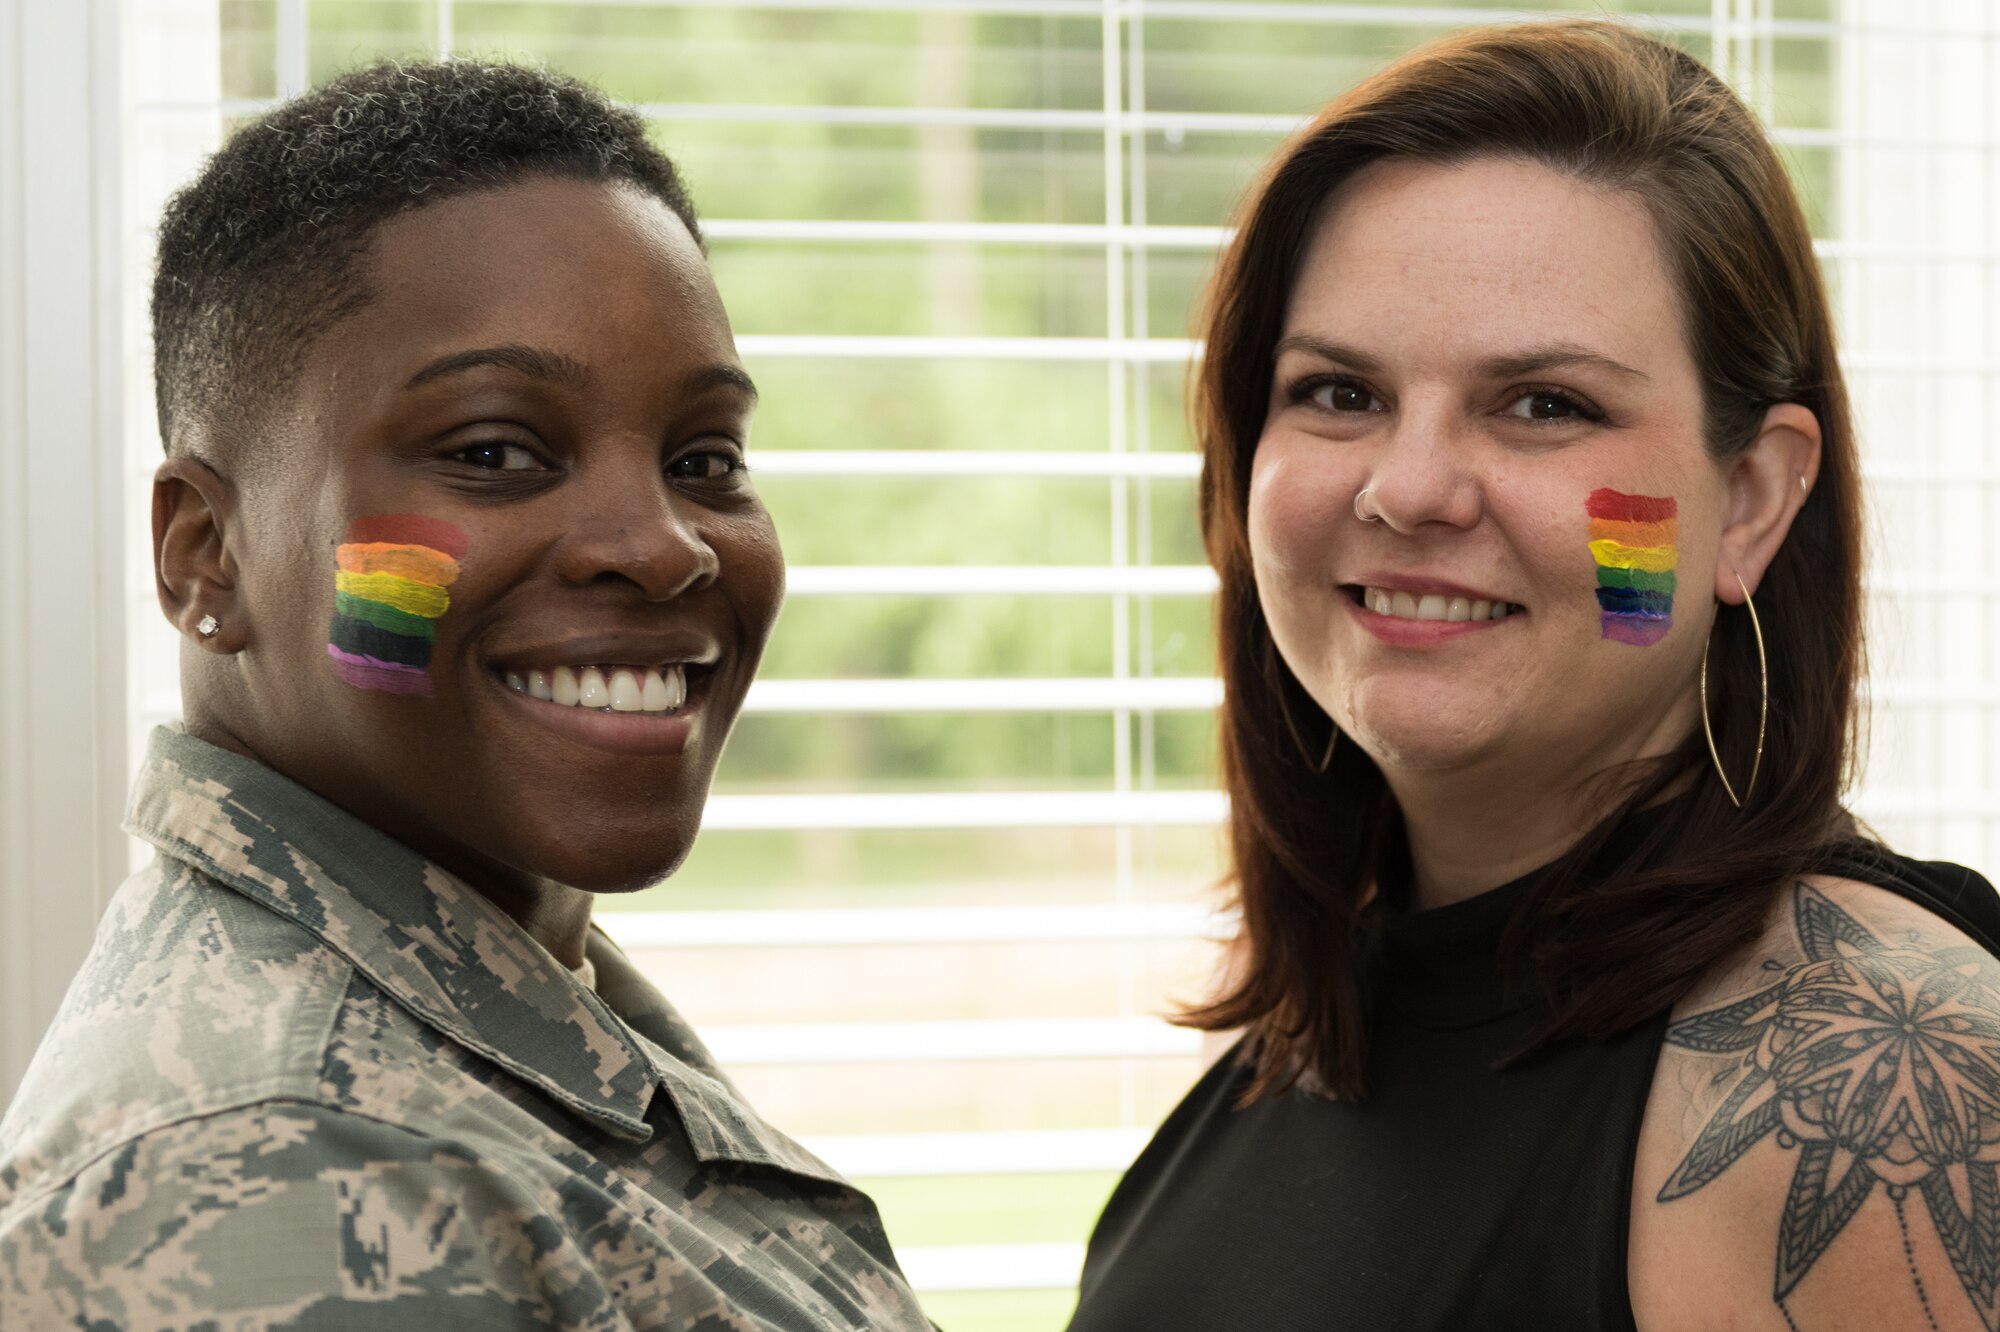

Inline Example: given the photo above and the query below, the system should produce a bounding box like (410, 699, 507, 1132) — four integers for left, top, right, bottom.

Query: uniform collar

(124, 726, 841, 1182)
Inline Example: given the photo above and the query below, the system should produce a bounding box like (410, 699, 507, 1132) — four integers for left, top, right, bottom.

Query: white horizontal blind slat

(702, 1016, 1201, 1065)
(779, 564, 1216, 595)
(743, 676, 1222, 711)
(895, 1244, 1086, 1294)
(600, 903, 1232, 947)
(802, 1127, 1153, 1176)
(748, 449, 1201, 478)
(700, 789, 1228, 830)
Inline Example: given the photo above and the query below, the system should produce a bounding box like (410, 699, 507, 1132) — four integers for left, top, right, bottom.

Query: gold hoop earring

(1699, 572, 1768, 809)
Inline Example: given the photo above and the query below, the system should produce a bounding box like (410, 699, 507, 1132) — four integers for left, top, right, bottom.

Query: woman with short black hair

(0, 60, 929, 1332)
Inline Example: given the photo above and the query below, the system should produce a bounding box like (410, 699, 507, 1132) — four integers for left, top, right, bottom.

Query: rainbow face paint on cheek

(1586, 489, 1676, 647)
(326, 515, 466, 696)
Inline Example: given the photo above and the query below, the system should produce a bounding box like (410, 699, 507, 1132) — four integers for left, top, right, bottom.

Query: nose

(552, 456, 719, 600)
(1356, 401, 1483, 535)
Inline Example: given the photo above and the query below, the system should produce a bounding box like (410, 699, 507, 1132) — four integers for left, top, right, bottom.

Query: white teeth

(608, 668, 644, 712)
(507, 662, 692, 714)
(641, 668, 671, 711)
(641, 665, 689, 711)
(1361, 586, 1518, 623)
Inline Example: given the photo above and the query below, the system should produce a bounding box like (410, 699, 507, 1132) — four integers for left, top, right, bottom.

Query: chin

(511, 817, 702, 895)
(582, 844, 698, 894)
(1345, 707, 1506, 776)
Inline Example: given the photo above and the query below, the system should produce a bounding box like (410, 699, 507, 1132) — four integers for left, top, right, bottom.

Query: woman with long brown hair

(1067, 20, 2000, 1332)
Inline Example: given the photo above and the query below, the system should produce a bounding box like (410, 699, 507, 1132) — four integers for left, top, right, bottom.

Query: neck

(1391, 769, 1608, 910)
(476, 877, 597, 969)
(1383, 703, 1698, 911)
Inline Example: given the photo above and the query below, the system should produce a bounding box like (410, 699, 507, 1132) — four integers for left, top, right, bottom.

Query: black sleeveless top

(1066, 842, 2000, 1332)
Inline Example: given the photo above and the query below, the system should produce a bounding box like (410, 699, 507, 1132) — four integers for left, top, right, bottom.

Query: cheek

(326, 513, 469, 697)
(716, 506, 786, 632)
(1247, 441, 1359, 687)
(1584, 488, 1680, 649)
(1247, 439, 1350, 586)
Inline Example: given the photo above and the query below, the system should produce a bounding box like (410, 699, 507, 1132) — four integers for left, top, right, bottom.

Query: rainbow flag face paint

(1587, 489, 1676, 647)
(327, 515, 466, 695)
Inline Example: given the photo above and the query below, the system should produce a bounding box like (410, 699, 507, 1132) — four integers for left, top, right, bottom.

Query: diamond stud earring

(197, 615, 220, 639)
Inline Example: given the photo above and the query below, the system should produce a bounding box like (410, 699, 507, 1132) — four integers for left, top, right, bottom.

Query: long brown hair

(1183, 19, 1865, 1101)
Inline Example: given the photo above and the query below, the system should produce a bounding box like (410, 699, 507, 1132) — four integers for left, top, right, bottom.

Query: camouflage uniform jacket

(0, 726, 933, 1331)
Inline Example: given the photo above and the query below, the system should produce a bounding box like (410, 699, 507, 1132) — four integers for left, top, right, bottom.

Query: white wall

(0, 0, 128, 1108)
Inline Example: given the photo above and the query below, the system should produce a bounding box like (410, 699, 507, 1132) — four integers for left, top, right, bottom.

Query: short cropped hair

(151, 59, 700, 466)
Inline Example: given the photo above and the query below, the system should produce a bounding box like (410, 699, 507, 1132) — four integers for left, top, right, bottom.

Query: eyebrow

(401, 346, 759, 404)
(404, 344, 590, 391)
(686, 363, 760, 406)
(1272, 334, 1650, 383)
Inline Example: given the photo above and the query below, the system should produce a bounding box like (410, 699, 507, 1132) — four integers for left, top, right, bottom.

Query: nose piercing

(1355, 488, 1383, 523)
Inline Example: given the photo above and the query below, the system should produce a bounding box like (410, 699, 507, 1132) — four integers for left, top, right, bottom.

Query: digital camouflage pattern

(0, 726, 934, 1330)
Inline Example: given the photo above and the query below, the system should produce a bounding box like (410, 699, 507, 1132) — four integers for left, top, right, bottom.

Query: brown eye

(1499, 388, 1603, 423)
(1309, 378, 1383, 413)
(669, 444, 745, 481)
(454, 442, 545, 471)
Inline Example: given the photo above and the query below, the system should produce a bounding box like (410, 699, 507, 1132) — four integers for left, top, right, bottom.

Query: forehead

(329, 175, 733, 385)
(1285, 155, 1684, 368)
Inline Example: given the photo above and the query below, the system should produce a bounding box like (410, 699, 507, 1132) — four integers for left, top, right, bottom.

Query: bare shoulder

(1630, 874, 2000, 1332)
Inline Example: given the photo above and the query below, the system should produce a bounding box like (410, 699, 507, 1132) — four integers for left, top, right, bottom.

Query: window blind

(121, 2, 2000, 1325)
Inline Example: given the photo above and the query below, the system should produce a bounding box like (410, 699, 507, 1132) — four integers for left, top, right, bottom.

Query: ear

(153, 456, 245, 652)
(1716, 402, 1821, 605)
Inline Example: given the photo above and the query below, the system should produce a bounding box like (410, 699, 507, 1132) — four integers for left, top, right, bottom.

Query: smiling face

(1250, 154, 1724, 784)
(204, 174, 781, 898)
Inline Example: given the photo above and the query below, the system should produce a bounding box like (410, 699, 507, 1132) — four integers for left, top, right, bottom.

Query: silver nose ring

(1355, 488, 1383, 523)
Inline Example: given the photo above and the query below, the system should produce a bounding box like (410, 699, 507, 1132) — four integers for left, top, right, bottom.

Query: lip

(485, 628, 723, 674)
(1347, 572, 1513, 604)
(1343, 573, 1524, 647)
(485, 665, 704, 756)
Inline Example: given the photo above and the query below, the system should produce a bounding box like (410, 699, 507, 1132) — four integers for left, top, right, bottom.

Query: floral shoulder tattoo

(1659, 883, 2000, 1331)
